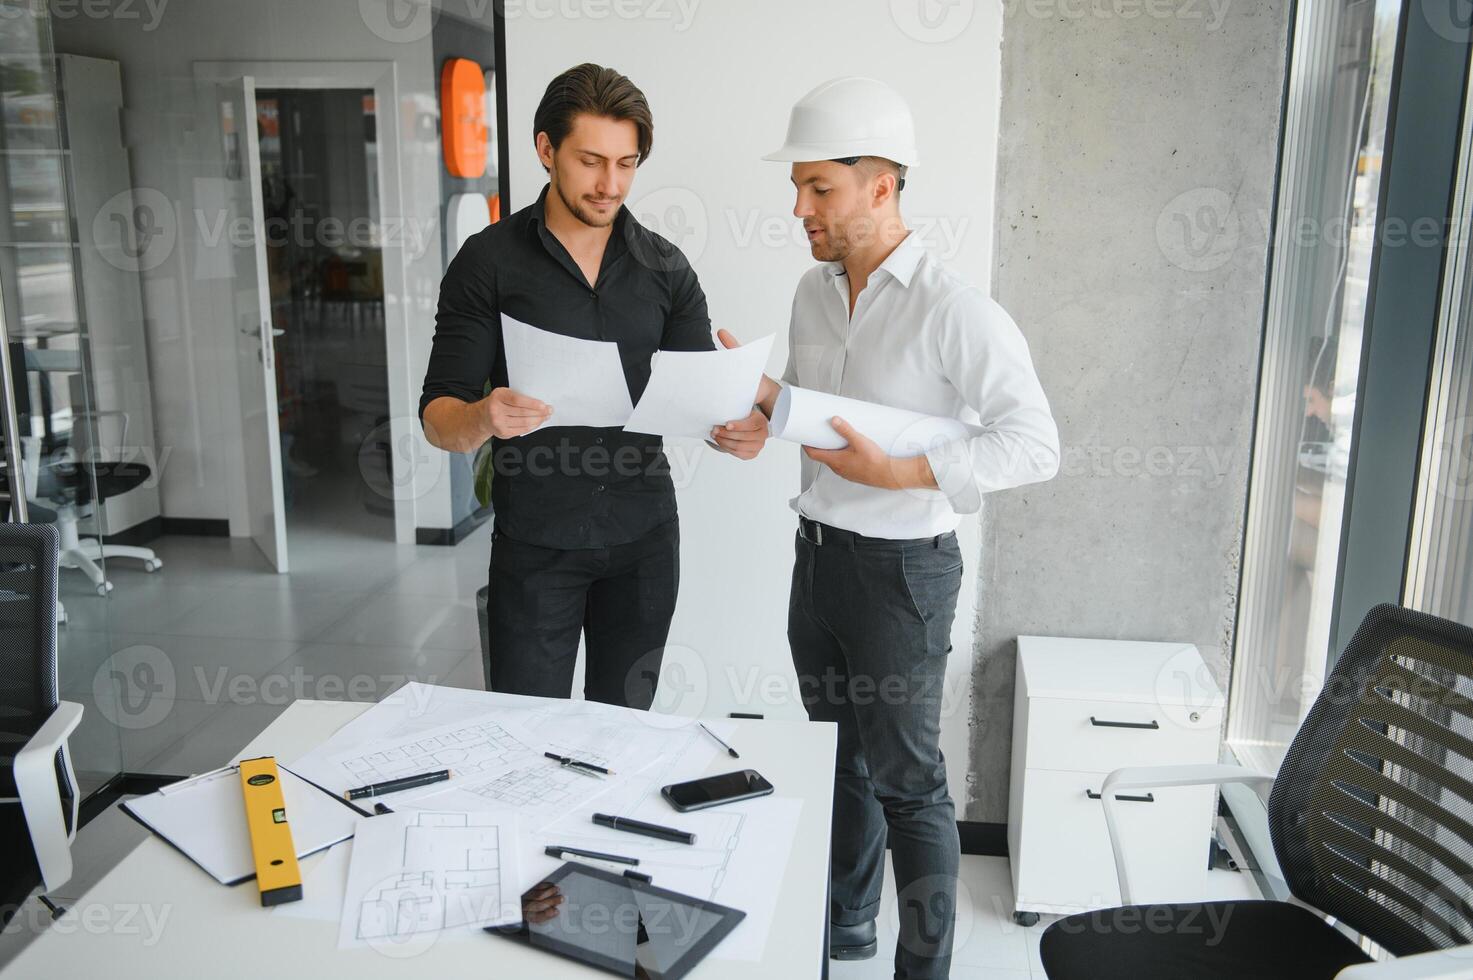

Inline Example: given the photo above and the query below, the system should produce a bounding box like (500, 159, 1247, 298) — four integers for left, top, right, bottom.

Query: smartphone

(661, 769, 774, 812)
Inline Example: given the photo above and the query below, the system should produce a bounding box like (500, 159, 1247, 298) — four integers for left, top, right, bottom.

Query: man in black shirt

(420, 64, 770, 709)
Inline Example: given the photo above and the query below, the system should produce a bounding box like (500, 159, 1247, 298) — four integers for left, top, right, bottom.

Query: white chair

(0, 522, 84, 914)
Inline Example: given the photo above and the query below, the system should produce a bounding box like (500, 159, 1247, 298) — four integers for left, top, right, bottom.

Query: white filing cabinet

(1007, 636, 1226, 922)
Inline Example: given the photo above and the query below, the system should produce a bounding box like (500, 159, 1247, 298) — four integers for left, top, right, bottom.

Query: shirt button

(596, 485, 606, 493)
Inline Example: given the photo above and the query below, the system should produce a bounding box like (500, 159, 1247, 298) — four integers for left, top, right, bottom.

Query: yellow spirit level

(237, 756, 303, 906)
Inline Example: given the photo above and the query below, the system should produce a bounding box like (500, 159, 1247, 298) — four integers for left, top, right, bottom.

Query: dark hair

(533, 63, 653, 168)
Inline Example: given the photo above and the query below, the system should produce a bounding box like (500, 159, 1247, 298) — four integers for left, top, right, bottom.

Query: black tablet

(487, 862, 746, 979)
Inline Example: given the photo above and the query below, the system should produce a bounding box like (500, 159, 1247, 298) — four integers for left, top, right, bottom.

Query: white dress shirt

(781, 230, 1059, 539)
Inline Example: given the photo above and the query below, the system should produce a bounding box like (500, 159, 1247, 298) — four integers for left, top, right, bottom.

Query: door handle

(1086, 789, 1155, 803)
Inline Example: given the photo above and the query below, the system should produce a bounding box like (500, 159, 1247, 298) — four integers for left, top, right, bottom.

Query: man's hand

(711, 407, 769, 460)
(709, 329, 773, 460)
(482, 386, 552, 439)
(803, 416, 937, 490)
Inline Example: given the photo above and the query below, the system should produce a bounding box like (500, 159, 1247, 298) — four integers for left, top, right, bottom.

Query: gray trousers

(788, 518, 963, 980)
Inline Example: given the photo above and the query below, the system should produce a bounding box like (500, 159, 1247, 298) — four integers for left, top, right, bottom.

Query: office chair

(11, 343, 162, 594)
(0, 522, 84, 925)
(1039, 603, 1473, 979)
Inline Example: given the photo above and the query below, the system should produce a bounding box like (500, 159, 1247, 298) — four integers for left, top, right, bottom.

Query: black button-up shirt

(419, 185, 715, 550)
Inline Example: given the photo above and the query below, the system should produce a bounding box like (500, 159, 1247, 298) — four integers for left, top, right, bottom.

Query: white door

(220, 75, 288, 572)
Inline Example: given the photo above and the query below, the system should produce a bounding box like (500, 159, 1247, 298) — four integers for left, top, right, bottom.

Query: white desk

(9, 699, 836, 979)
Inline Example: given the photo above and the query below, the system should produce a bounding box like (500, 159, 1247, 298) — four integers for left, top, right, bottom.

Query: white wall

(504, 0, 1004, 802)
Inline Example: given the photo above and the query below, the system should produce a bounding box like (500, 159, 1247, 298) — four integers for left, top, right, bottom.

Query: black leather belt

(797, 515, 950, 549)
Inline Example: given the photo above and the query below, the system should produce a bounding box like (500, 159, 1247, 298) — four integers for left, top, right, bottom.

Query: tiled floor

(830, 858, 1257, 979)
(57, 472, 494, 784)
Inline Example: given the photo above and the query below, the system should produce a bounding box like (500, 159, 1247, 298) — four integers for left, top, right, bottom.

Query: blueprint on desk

(337, 809, 520, 950)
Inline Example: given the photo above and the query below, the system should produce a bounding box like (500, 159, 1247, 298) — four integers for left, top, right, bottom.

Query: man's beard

(554, 176, 619, 229)
(810, 228, 850, 262)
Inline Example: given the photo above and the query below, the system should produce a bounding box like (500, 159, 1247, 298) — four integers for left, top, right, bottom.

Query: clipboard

(121, 763, 364, 886)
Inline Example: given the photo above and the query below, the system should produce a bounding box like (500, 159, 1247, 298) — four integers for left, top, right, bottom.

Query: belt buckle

(801, 519, 823, 546)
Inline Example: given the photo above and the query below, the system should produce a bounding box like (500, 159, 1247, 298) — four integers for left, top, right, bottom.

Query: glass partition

(0, 0, 122, 798)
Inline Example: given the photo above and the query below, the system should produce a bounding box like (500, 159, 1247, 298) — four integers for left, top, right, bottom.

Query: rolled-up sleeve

(418, 235, 499, 421)
(924, 287, 1059, 514)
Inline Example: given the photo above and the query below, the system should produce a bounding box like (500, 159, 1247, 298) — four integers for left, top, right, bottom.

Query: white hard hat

(763, 76, 919, 168)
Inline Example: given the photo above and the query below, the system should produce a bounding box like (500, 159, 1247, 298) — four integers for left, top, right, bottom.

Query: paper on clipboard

(121, 764, 361, 885)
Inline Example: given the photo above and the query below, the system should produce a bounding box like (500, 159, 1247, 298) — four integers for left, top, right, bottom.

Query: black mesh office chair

(0, 522, 84, 925)
(1040, 603, 1473, 979)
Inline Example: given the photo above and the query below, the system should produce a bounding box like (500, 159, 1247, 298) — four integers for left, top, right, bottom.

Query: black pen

(544, 751, 612, 776)
(593, 812, 696, 845)
(698, 723, 740, 759)
(545, 845, 639, 866)
(344, 768, 451, 800)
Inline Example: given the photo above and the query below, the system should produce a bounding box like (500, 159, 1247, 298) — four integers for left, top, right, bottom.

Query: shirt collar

(821, 230, 925, 287)
(528, 182, 631, 266)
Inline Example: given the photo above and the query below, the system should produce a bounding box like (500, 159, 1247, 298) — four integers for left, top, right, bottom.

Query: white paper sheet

(772, 384, 983, 458)
(337, 809, 521, 950)
(501, 313, 633, 430)
(122, 765, 360, 885)
(623, 335, 775, 440)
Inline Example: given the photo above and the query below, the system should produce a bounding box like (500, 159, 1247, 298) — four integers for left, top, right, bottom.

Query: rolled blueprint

(772, 385, 983, 458)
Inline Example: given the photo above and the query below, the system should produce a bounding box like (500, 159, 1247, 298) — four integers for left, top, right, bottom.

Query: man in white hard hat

(754, 77, 1059, 976)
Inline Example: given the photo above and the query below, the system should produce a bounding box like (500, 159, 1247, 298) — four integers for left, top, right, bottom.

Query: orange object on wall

(441, 58, 487, 178)
(487, 193, 501, 224)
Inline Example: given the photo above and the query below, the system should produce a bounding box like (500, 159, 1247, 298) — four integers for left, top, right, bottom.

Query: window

(1228, 0, 1401, 773)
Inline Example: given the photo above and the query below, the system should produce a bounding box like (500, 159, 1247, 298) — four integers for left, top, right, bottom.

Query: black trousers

(788, 518, 963, 980)
(484, 518, 680, 708)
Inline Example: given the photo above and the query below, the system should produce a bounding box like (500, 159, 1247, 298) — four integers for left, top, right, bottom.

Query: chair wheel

(97, 581, 113, 596)
(144, 559, 162, 572)
(1013, 911, 1040, 927)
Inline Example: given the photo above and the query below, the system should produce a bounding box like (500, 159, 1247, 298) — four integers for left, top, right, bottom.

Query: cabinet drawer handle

(1086, 789, 1155, 803)
(1089, 716, 1159, 730)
